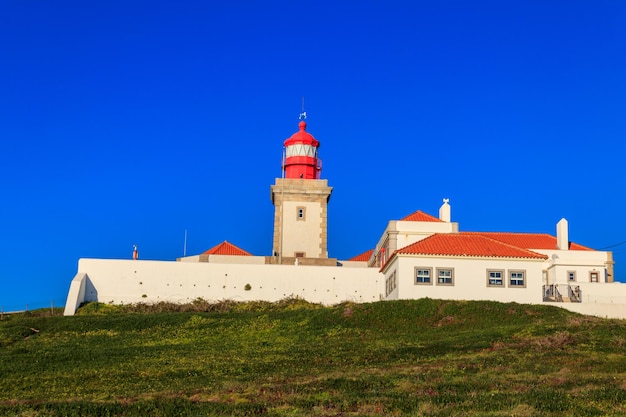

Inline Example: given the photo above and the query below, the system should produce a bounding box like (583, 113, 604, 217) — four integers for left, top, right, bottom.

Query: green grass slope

(1, 298, 626, 416)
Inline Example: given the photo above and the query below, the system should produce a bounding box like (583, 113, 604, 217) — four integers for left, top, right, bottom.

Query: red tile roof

(401, 210, 442, 222)
(348, 249, 373, 262)
(395, 234, 548, 259)
(462, 232, 593, 251)
(203, 241, 252, 256)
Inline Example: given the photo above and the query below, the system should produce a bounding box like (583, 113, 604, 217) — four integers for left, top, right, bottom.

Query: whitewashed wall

(63, 257, 626, 319)
(372, 220, 458, 262)
(385, 255, 546, 304)
(538, 249, 611, 284)
(547, 282, 626, 318)
(64, 258, 384, 315)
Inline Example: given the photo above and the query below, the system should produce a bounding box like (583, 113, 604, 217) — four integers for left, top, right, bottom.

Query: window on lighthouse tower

(286, 144, 317, 158)
(297, 207, 306, 221)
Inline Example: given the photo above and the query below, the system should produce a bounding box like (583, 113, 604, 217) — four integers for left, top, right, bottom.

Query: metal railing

(543, 284, 581, 303)
(568, 285, 582, 303)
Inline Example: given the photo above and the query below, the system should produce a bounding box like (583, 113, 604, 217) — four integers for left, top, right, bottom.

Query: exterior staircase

(543, 284, 581, 303)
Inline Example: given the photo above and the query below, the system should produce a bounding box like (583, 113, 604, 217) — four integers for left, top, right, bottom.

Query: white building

(376, 203, 615, 309)
(64, 120, 625, 318)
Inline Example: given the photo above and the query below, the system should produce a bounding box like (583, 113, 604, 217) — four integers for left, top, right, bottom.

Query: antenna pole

(299, 97, 307, 120)
(183, 229, 187, 257)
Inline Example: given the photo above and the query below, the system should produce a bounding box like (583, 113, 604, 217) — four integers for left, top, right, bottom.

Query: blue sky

(1, 1, 625, 311)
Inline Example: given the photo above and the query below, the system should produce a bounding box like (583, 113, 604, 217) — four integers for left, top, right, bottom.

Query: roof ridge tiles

(400, 210, 442, 222)
(394, 233, 548, 260)
(463, 231, 550, 236)
(461, 231, 593, 251)
(203, 241, 253, 256)
(348, 249, 374, 262)
(471, 234, 549, 258)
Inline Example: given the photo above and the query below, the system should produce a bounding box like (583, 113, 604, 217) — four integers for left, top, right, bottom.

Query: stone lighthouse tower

(270, 120, 334, 265)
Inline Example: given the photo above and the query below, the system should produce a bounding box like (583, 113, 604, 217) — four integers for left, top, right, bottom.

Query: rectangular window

(590, 272, 599, 282)
(296, 206, 306, 221)
(509, 270, 526, 287)
(487, 270, 504, 287)
(415, 267, 433, 285)
(386, 271, 397, 296)
(295, 252, 305, 258)
(567, 271, 576, 282)
(436, 268, 454, 285)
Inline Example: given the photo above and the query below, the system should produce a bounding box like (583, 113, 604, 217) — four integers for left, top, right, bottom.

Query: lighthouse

(270, 120, 334, 265)
(283, 120, 321, 179)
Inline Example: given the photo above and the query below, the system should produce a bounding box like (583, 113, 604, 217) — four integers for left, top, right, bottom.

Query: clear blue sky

(1, 1, 625, 311)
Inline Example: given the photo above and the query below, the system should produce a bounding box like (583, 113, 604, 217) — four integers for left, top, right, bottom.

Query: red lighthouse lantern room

(283, 121, 322, 179)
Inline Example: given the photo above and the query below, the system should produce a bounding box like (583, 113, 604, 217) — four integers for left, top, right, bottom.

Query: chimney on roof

(439, 198, 451, 222)
(557, 218, 569, 250)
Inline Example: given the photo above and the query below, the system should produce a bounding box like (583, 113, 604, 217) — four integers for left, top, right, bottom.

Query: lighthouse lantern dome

(283, 121, 322, 179)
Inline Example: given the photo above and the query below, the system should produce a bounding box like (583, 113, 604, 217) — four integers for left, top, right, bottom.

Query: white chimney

(556, 218, 569, 250)
(439, 198, 451, 222)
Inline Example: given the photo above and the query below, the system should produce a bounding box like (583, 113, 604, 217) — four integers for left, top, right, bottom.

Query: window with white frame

(487, 270, 504, 287)
(415, 267, 432, 285)
(509, 270, 526, 287)
(567, 271, 576, 282)
(436, 268, 454, 285)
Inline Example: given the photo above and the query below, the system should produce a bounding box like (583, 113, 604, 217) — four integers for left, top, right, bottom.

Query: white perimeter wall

(64, 258, 384, 315)
(555, 282, 626, 318)
(64, 257, 626, 319)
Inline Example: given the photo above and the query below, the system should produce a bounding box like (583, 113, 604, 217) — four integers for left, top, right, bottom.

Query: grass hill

(1, 298, 625, 416)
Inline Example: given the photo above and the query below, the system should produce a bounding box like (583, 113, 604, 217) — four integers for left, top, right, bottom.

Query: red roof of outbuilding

(461, 232, 593, 251)
(284, 121, 320, 147)
(395, 234, 548, 259)
(203, 241, 252, 256)
(348, 249, 373, 262)
(401, 210, 443, 222)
